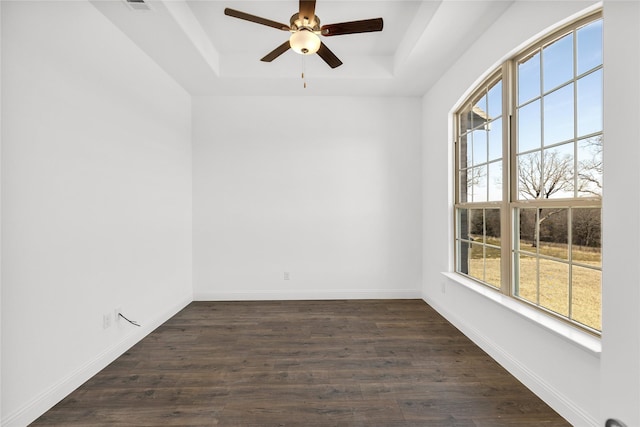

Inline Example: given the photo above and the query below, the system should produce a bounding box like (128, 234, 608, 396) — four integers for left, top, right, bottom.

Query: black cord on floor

(118, 313, 141, 327)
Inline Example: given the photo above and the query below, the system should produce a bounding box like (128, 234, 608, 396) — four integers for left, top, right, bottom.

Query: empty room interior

(1, 0, 639, 425)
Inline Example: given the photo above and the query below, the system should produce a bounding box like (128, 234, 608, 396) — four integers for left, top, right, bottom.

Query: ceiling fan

(224, 0, 384, 68)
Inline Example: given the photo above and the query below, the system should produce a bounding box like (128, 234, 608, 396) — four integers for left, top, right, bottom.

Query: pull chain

(302, 55, 307, 89)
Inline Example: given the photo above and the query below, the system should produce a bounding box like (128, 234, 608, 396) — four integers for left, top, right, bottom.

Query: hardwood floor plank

(31, 300, 569, 426)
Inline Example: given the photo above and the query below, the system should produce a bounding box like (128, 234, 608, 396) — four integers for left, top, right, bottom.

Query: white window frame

(453, 11, 603, 334)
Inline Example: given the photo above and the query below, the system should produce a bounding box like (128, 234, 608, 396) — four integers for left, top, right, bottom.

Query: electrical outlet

(103, 313, 112, 329)
(284, 272, 290, 280)
(114, 307, 122, 323)
(441, 282, 446, 294)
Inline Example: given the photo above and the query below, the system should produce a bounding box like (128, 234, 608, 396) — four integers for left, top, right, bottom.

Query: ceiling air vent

(123, 0, 152, 11)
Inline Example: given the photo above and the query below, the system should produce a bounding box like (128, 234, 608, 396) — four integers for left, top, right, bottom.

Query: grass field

(466, 238, 601, 331)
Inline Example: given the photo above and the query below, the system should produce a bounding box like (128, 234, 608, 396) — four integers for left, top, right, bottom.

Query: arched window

(454, 12, 603, 333)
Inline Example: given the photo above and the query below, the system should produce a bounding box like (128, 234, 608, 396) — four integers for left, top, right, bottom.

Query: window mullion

(501, 62, 512, 296)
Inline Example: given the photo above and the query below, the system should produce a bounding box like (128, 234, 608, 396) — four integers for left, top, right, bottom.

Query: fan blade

(299, 0, 316, 22)
(224, 8, 289, 31)
(321, 18, 383, 36)
(316, 42, 342, 68)
(261, 41, 291, 62)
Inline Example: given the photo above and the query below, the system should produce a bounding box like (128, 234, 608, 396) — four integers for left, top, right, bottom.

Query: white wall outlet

(114, 307, 122, 323)
(103, 313, 112, 329)
(441, 282, 446, 294)
(284, 272, 290, 280)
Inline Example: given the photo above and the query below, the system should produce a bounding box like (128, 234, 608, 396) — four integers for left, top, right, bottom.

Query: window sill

(441, 272, 602, 356)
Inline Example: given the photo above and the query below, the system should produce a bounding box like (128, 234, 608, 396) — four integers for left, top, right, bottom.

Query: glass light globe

(289, 29, 321, 55)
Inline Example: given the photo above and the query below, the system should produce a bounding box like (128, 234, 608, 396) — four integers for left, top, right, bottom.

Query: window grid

(454, 12, 602, 334)
(458, 76, 504, 204)
(514, 23, 604, 202)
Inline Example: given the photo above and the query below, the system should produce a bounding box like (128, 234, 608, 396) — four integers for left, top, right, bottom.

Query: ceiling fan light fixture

(289, 29, 320, 55)
(224, 4, 383, 68)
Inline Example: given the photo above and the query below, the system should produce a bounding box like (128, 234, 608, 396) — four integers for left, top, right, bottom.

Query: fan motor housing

(290, 13, 320, 32)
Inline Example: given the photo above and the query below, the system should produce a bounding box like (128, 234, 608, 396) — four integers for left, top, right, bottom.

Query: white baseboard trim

(2, 294, 192, 427)
(424, 296, 599, 427)
(194, 289, 422, 301)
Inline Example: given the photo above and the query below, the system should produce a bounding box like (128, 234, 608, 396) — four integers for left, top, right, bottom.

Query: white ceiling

(91, 0, 515, 96)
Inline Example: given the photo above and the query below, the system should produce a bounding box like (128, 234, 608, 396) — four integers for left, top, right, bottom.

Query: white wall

(193, 96, 422, 300)
(600, 2, 640, 425)
(421, 1, 610, 426)
(0, 1, 3, 423)
(1, 2, 193, 425)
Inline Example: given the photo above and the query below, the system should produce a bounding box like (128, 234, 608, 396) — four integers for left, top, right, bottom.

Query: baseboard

(424, 296, 599, 427)
(194, 289, 422, 301)
(2, 294, 192, 427)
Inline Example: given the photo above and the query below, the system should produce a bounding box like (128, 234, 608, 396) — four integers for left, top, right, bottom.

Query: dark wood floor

(32, 300, 569, 426)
